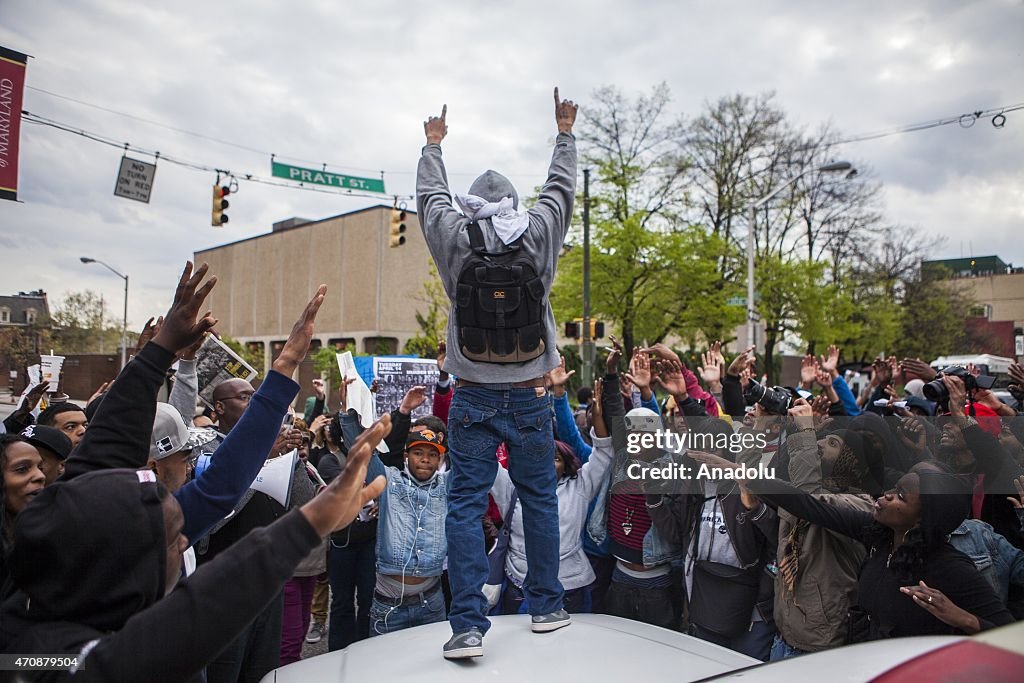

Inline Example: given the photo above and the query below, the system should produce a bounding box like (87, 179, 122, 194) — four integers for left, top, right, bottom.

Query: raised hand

(942, 374, 967, 416)
(654, 359, 688, 399)
(727, 346, 756, 378)
(810, 394, 831, 417)
(424, 104, 448, 145)
(1007, 475, 1024, 509)
(643, 342, 682, 365)
(897, 417, 928, 457)
(819, 345, 841, 378)
(312, 378, 326, 400)
(606, 335, 623, 374)
(554, 87, 578, 134)
(698, 344, 724, 391)
(800, 355, 818, 388)
(739, 367, 753, 391)
(135, 316, 163, 354)
(338, 376, 357, 411)
(151, 262, 217, 356)
(399, 385, 428, 415)
(309, 413, 331, 436)
(301, 414, 391, 536)
(437, 340, 448, 379)
(900, 358, 937, 382)
(624, 349, 652, 392)
(271, 426, 304, 458)
(549, 354, 576, 390)
(273, 285, 328, 377)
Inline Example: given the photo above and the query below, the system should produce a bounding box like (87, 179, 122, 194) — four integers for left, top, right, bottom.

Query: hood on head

(469, 170, 518, 210)
(624, 407, 660, 433)
(904, 379, 926, 399)
(7, 469, 167, 632)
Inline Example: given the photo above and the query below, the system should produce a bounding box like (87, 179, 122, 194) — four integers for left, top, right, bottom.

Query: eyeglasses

(220, 392, 254, 403)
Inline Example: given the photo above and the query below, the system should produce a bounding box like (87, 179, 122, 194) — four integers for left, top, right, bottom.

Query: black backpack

(455, 222, 546, 363)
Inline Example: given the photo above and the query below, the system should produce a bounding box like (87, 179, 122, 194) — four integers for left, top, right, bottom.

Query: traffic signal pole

(581, 168, 593, 389)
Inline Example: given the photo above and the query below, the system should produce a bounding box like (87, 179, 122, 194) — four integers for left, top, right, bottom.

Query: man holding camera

(416, 88, 578, 659)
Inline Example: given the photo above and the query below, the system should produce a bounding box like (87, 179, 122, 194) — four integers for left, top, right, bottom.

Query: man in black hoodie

(0, 264, 392, 681)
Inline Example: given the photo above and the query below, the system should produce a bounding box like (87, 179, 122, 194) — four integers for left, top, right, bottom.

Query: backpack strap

(466, 220, 521, 257)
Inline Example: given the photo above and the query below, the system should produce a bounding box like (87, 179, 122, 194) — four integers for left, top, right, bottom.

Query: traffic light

(390, 209, 407, 247)
(211, 185, 230, 226)
(565, 319, 603, 340)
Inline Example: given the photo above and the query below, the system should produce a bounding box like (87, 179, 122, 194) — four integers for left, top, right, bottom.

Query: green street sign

(271, 161, 385, 193)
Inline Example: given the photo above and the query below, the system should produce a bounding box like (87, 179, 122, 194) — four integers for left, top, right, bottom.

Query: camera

(922, 365, 995, 405)
(744, 380, 794, 415)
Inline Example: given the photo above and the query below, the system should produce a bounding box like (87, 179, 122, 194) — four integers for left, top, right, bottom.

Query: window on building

(0, 307, 9, 323)
(25, 308, 36, 324)
(363, 337, 398, 355)
(968, 304, 992, 319)
(328, 337, 356, 352)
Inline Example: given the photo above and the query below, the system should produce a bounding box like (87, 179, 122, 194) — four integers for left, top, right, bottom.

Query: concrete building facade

(194, 205, 434, 374)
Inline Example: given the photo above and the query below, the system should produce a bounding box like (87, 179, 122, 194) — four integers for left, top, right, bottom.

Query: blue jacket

(948, 517, 1024, 605)
(366, 453, 448, 577)
(832, 376, 861, 416)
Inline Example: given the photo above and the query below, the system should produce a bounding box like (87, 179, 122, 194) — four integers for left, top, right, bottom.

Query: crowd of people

(0, 87, 1022, 680)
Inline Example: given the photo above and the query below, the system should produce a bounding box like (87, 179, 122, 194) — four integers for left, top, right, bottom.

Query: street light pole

(581, 168, 593, 388)
(80, 257, 129, 369)
(744, 161, 854, 352)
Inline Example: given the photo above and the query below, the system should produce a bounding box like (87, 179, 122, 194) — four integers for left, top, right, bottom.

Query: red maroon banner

(0, 46, 28, 202)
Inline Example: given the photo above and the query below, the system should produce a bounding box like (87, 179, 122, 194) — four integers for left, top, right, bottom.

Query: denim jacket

(367, 454, 449, 577)
(948, 516, 1024, 605)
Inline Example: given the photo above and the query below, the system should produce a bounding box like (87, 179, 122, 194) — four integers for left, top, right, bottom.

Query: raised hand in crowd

(272, 424, 305, 458)
(810, 394, 831, 418)
(625, 348, 653, 400)
(1007, 475, 1024, 509)
(134, 315, 163, 354)
(272, 284, 327, 377)
(312, 378, 326, 401)
(643, 342, 681, 365)
(1008, 362, 1024, 399)
(151, 262, 217, 356)
(338, 376, 357, 411)
(897, 416, 928, 459)
(86, 381, 110, 406)
(399, 385, 428, 415)
(606, 335, 623, 374)
(900, 357, 938, 382)
(800, 354, 818, 389)
(369, 379, 381, 393)
(179, 330, 207, 361)
(301, 414, 390, 536)
(727, 345, 756, 377)
(739, 367, 753, 391)
(942, 374, 968, 416)
(309, 413, 331, 439)
(698, 341, 724, 393)
(549, 354, 575, 398)
(817, 344, 840, 378)
(654, 359, 688, 401)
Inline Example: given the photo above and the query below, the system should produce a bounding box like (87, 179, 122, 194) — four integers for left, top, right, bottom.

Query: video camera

(922, 365, 995, 405)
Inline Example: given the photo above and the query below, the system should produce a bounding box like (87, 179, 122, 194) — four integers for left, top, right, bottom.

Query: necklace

(622, 508, 635, 536)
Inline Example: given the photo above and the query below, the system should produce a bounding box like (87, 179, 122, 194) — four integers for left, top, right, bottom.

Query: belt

(374, 582, 440, 608)
(456, 377, 546, 389)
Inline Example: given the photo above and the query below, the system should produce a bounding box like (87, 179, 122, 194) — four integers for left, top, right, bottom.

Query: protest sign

(195, 335, 258, 408)
(336, 351, 378, 432)
(372, 357, 438, 420)
(40, 354, 64, 392)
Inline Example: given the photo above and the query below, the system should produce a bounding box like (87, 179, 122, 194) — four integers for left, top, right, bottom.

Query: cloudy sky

(1, 0, 1022, 330)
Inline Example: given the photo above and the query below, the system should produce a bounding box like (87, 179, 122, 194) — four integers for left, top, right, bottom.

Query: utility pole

(581, 169, 593, 389)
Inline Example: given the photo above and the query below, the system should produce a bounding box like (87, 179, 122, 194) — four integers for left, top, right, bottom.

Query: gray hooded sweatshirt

(415, 132, 577, 383)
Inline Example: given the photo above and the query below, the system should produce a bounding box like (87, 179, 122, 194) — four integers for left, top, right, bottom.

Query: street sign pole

(581, 169, 593, 389)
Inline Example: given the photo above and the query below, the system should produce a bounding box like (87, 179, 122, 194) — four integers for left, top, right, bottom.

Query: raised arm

(529, 87, 578, 248)
(63, 263, 217, 480)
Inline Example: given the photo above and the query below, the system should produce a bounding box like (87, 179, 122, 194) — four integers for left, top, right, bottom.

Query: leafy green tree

(51, 290, 123, 354)
(404, 260, 449, 358)
(219, 335, 264, 379)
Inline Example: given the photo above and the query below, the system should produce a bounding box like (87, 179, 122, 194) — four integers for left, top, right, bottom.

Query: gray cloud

(1, 0, 1021, 326)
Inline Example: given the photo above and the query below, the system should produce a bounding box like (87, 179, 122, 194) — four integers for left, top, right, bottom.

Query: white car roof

(261, 614, 759, 683)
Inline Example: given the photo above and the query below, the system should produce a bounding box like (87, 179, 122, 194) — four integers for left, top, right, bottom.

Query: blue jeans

(327, 536, 376, 651)
(446, 386, 563, 635)
(769, 634, 807, 660)
(369, 583, 447, 636)
(693, 622, 777, 662)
